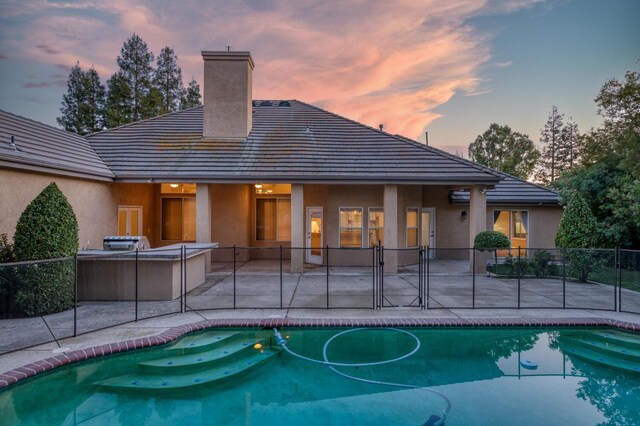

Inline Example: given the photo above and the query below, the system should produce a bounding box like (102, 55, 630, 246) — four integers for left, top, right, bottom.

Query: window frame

(254, 196, 291, 242)
(339, 207, 364, 248)
(406, 207, 419, 248)
(160, 195, 196, 242)
(492, 209, 530, 255)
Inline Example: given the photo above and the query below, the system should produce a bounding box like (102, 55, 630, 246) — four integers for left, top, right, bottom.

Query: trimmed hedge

(10, 183, 79, 317)
(474, 231, 510, 250)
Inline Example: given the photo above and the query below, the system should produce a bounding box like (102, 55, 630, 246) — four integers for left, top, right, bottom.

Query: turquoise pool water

(1, 327, 639, 425)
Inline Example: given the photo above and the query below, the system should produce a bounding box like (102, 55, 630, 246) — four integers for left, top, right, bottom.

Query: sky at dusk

(0, 0, 638, 155)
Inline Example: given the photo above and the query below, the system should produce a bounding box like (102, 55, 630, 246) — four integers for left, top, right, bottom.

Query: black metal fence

(0, 245, 638, 354)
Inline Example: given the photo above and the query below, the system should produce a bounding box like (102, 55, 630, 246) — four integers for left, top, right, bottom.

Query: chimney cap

(201, 51, 255, 69)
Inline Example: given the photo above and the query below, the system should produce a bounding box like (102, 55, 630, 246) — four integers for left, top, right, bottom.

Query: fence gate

(376, 246, 426, 309)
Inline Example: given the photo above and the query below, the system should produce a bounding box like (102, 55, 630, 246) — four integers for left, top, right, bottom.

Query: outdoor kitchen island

(77, 243, 218, 301)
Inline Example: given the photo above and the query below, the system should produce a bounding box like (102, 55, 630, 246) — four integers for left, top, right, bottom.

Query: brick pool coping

(1, 316, 638, 389)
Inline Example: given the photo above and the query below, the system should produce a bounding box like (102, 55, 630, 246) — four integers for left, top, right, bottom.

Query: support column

(196, 183, 212, 272)
(469, 185, 487, 273)
(291, 184, 304, 273)
(384, 184, 398, 273)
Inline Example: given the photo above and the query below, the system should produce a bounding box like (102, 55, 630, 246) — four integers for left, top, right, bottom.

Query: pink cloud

(1, 0, 542, 141)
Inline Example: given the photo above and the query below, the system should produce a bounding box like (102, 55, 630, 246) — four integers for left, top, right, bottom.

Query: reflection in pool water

(0, 327, 638, 425)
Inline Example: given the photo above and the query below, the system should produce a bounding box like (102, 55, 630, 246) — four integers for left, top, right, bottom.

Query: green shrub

(532, 250, 558, 278)
(474, 231, 511, 250)
(12, 183, 78, 317)
(555, 192, 600, 281)
(504, 254, 530, 278)
(0, 234, 16, 318)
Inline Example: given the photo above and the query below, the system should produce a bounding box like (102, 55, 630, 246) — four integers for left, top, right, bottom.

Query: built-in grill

(102, 236, 150, 251)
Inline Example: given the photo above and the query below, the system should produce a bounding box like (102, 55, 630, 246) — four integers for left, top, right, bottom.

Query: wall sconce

(147, 178, 154, 183)
(480, 187, 487, 195)
(461, 211, 468, 221)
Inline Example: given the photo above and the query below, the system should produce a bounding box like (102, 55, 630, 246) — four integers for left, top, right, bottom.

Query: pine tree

(141, 86, 164, 119)
(57, 62, 85, 134)
(81, 67, 106, 133)
(57, 62, 105, 135)
(180, 79, 202, 109)
(154, 46, 184, 114)
(536, 106, 564, 185)
(116, 33, 154, 121)
(557, 118, 580, 171)
(105, 73, 132, 128)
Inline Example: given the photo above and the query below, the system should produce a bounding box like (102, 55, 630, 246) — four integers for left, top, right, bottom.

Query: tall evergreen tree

(154, 46, 184, 114)
(81, 67, 106, 133)
(57, 62, 105, 135)
(468, 123, 540, 180)
(557, 118, 580, 170)
(180, 79, 202, 109)
(105, 73, 132, 128)
(536, 105, 564, 185)
(57, 62, 85, 134)
(116, 33, 154, 121)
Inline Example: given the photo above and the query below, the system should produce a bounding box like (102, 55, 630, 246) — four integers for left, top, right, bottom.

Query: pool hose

(273, 327, 451, 426)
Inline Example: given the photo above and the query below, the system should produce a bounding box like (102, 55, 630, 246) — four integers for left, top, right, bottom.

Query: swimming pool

(1, 327, 639, 425)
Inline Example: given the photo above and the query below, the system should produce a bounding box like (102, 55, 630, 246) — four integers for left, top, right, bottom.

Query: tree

(81, 67, 106, 133)
(57, 62, 85, 134)
(154, 46, 185, 114)
(468, 123, 540, 179)
(105, 73, 132, 128)
(57, 63, 106, 135)
(536, 106, 564, 185)
(555, 68, 640, 248)
(557, 118, 580, 170)
(116, 33, 154, 121)
(181, 79, 202, 109)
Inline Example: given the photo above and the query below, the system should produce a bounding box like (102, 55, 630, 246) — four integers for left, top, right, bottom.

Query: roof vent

(379, 124, 384, 131)
(278, 101, 291, 107)
(259, 100, 272, 107)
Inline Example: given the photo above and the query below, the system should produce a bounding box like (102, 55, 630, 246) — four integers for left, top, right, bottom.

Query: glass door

(306, 207, 323, 264)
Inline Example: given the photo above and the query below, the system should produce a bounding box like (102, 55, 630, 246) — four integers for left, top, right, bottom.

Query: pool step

(563, 336, 640, 362)
(165, 331, 240, 354)
(562, 343, 640, 374)
(589, 330, 640, 350)
(138, 338, 265, 373)
(98, 348, 279, 392)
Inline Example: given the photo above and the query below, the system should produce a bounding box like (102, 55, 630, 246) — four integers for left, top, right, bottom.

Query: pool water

(1, 327, 639, 425)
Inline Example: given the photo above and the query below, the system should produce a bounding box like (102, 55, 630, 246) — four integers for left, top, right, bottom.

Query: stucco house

(0, 51, 561, 273)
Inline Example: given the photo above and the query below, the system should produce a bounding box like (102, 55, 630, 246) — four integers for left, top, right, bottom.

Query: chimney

(201, 51, 255, 140)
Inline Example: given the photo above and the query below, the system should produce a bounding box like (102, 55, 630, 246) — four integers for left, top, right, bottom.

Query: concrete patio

(1, 260, 638, 364)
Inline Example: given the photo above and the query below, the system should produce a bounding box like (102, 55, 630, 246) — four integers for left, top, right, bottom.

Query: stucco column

(469, 185, 487, 273)
(196, 183, 212, 273)
(384, 184, 398, 273)
(291, 184, 304, 273)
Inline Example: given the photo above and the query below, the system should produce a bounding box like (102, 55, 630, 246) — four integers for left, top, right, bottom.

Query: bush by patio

(474, 231, 510, 272)
(9, 183, 79, 317)
(555, 192, 601, 281)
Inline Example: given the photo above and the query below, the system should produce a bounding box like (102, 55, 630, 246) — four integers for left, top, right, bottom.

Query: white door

(118, 206, 143, 236)
(421, 208, 435, 259)
(306, 207, 323, 264)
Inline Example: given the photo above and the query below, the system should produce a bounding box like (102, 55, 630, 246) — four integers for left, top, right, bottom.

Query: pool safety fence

(0, 246, 638, 353)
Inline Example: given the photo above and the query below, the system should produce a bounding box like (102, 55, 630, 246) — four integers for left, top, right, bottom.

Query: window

(493, 210, 529, 256)
(368, 208, 384, 247)
(162, 197, 195, 241)
(339, 208, 363, 248)
(406, 208, 419, 247)
(256, 198, 291, 241)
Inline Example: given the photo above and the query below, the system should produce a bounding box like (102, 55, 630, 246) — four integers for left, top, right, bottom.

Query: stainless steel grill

(102, 236, 150, 251)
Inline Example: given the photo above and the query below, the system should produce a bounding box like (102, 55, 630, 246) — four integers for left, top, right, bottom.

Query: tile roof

(0, 110, 113, 180)
(450, 171, 559, 205)
(86, 101, 502, 185)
